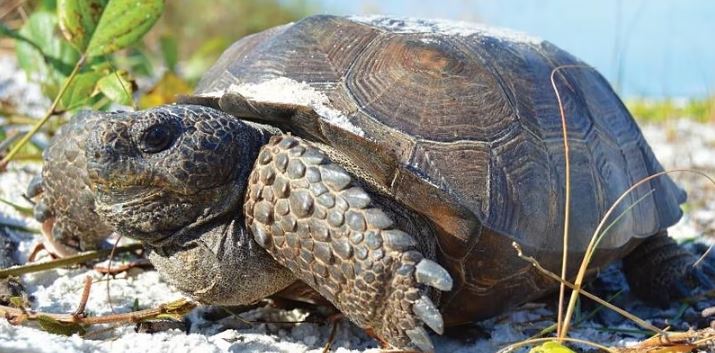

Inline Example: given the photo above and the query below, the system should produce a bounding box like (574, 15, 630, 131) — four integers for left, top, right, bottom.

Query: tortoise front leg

(245, 135, 453, 352)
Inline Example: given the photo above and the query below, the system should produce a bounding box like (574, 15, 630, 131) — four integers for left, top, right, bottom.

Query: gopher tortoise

(30, 15, 714, 351)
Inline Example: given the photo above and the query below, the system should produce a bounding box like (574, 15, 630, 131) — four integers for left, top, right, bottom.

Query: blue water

(310, 0, 715, 99)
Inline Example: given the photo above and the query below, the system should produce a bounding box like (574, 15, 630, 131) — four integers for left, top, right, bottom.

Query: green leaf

(36, 315, 86, 336)
(9, 296, 26, 308)
(159, 35, 178, 72)
(96, 71, 134, 105)
(86, 0, 164, 57)
(113, 47, 154, 77)
(528, 341, 577, 353)
(40, 0, 59, 11)
(59, 70, 103, 110)
(15, 11, 80, 98)
(0, 22, 18, 39)
(58, 0, 108, 51)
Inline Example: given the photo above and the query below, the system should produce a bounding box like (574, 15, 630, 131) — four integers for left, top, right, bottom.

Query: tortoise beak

(85, 115, 149, 189)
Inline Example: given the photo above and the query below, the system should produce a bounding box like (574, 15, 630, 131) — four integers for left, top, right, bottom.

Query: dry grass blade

(513, 242, 665, 335)
(562, 169, 715, 338)
(0, 243, 143, 278)
(0, 221, 40, 234)
(592, 189, 655, 251)
(530, 290, 624, 339)
(547, 60, 715, 342)
(106, 235, 125, 314)
(612, 328, 715, 353)
(0, 196, 33, 216)
(551, 64, 576, 338)
(549, 63, 596, 338)
(693, 244, 714, 268)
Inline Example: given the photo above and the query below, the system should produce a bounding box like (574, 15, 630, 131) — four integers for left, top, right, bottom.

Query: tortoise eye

(140, 124, 175, 153)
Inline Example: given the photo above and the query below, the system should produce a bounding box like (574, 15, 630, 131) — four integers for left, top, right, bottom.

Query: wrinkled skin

(29, 111, 113, 255)
(87, 106, 252, 241)
(83, 105, 298, 304)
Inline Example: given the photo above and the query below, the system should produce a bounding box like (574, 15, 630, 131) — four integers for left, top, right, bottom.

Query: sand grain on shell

(202, 77, 366, 137)
(348, 15, 543, 44)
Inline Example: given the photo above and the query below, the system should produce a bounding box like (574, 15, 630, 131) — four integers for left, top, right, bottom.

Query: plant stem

(0, 222, 40, 234)
(552, 65, 572, 339)
(531, 290, 623, 339)
(0, 243, 143, 278)
(0, 298, 195, 326)
(0, 22, 49, 62)
(0, 197, 33, 215)
(513, 242, 665, 335)
(0, 54, 86, 168)
(2, 116, 41, 125)
(10, 154, 43, 162)
(561, 169, 715, 339)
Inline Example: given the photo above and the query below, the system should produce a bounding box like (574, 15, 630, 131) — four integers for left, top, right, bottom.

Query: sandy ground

(2, 55, 715, 353)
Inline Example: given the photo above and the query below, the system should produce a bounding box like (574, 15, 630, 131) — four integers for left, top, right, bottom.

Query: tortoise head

(84, 104, 266, 246)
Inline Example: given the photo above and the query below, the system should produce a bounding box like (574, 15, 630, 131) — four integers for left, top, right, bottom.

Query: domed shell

(190, 16, 685, 319)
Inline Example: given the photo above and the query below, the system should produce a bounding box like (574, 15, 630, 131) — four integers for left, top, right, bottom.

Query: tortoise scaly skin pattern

(31, 16, 715, 351)
(28, 112, 112, 255)
(80, 105, 452, 351)
(245, 135, 450, 349)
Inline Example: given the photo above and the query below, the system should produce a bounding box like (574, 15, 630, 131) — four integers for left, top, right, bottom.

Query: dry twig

(0, 298, 195, 326)
(0, 243, 143, 278)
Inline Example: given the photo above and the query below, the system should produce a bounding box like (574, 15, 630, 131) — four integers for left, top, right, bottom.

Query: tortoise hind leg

(245, 134, 453, 352)
(623, 230, 715, 306)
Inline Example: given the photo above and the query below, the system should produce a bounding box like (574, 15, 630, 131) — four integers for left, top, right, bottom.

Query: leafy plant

(528, 341, 576, 353)
(0, 0, 165, 167)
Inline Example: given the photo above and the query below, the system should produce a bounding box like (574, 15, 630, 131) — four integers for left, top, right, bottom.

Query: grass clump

(627, 97, 715, 123)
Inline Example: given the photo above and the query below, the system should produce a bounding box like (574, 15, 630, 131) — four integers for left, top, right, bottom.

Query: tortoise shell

(185, 15, 685, 323)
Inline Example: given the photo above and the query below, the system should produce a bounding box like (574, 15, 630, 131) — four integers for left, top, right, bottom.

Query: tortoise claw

(413, 294, 444, 334)
(406, 327, 434, 352)
(415, 259, 453, 291)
